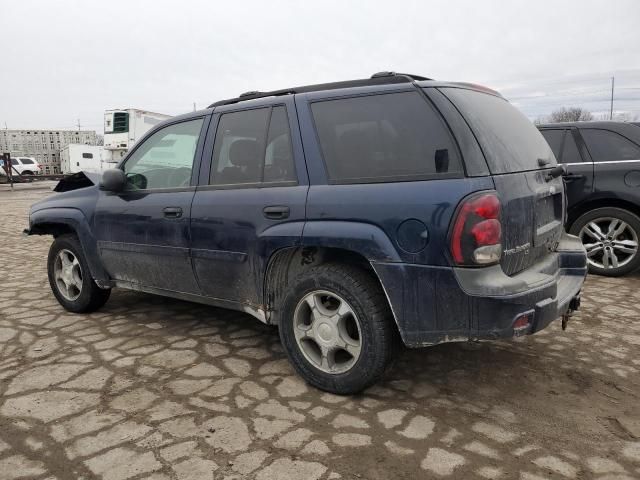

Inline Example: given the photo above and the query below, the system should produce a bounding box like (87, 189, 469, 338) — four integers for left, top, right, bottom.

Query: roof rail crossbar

(208, 72, 432, 108)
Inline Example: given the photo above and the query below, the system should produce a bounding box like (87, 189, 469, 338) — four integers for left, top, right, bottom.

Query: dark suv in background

(538, 122, 640, 276)
(27, 73, 586, 394)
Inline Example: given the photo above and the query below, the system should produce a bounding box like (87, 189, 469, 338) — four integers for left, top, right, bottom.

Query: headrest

(338, 129, 368, 153)
(229, 139, 259, 167)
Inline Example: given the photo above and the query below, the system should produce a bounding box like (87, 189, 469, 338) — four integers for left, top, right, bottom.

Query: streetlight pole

(610, 76, 615, 120)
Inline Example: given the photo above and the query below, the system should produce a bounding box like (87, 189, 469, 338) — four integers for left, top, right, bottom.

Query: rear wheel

(278, 263, 398, 394)
(569, 207, 640, 276)
(47, 234, 111, 312)
(22, 170, 33, 176)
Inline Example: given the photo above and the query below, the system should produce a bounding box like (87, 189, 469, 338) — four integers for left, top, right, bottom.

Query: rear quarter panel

(304, 179, 494, 265)
(295, 84, 495, 265)
(593, 159, 640, 206)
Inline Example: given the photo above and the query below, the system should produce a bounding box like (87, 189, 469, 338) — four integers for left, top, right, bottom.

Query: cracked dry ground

(1, 186, 640, 480)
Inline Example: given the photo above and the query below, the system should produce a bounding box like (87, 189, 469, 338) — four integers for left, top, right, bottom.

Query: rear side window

(264, 107, 297, 183)
(210, 106, 296, 185)
(540, 130, 563, 160)
(562, 131, 582, 163)
(540, 129, 583, 163)
(581, 129, 640, 162)
(311, 91, 462, 183)
(442, 88, 554, 174)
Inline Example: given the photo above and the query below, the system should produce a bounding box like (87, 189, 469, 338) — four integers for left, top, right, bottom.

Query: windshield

(440, 87, 555, 174)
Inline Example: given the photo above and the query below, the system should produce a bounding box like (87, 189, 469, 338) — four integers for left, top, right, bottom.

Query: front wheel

(569, 207, 640, 277)
(278, 264, 399, 395)
(47, 234, 111, 312)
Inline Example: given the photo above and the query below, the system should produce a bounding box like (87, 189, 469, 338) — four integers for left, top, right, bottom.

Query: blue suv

(26, 72, 587, 394)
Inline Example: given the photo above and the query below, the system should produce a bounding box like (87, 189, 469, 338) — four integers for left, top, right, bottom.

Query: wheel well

(568, 198, 640, 229)
(30, 222, 75, 238)
(264, 246, 386, 325)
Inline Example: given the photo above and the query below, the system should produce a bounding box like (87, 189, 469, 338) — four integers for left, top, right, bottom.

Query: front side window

(210, 106, 296, 185)
(123, 118, 203, 189)
(581, 129, 640, 162)
(311, 91, 462, 183)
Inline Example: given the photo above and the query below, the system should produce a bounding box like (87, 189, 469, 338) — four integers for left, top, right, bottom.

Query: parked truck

(60, 145, 116, 174)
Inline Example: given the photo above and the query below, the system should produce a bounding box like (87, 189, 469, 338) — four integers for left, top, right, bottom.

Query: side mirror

(100, 169, 127, 192)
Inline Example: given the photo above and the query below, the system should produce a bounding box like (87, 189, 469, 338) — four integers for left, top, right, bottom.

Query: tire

(569, 207, 640, 277)
(278, 263, 399, 395)
(22, 170, 33, 176)
(47, 234, 111, 312)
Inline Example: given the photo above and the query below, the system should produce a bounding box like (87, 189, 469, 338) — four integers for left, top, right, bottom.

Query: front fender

(27, 207, 111, 286)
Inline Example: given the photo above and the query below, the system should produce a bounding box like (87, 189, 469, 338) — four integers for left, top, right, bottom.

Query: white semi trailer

(103, 108, 171, 162)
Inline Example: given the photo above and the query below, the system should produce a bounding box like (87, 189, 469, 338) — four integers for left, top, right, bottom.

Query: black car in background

(538, 122, 640, 276)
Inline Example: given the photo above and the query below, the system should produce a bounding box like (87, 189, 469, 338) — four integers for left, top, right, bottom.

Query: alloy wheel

(53, 249, 83, 301)
(293, 290, 362, 374)
(579, 217, 639, 270)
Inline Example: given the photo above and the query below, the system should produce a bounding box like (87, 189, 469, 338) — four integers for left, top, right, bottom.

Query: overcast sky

(1, 0, 639, 132)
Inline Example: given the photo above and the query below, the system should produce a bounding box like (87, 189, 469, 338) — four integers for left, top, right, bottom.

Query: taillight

(450, 192, 502, 266)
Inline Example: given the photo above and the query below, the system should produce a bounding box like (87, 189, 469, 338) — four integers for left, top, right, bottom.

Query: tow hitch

(562, 295, 581, 330)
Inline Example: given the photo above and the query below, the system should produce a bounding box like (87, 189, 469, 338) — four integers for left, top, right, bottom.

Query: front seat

(218, 139, 261, 184)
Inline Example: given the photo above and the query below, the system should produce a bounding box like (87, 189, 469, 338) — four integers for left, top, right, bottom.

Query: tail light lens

(450, 192, 502, 266)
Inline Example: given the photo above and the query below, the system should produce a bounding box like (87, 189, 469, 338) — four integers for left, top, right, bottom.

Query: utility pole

(77, 119, 81, 131)
(610, 76, 615, 120)
(193, 102, 196, 112)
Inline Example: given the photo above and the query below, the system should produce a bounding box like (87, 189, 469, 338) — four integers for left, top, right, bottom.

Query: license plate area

(534, 192, 563, 247)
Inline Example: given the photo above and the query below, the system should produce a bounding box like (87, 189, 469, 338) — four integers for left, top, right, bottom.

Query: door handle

(163, 207, 183, 218)
(562, 173, 585, 182)
(263, 205, 290, 220)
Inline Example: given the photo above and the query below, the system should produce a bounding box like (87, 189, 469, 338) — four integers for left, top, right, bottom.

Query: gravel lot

(1, 183, 639, 480)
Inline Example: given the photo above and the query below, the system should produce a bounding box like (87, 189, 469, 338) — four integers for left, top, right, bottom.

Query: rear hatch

(441, 87, 564, 276)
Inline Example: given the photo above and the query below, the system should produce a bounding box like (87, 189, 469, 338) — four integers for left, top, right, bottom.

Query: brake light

(450, 192, 502, 266)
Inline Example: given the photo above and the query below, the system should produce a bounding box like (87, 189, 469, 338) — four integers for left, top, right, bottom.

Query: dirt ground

(1, 183, 639, 480)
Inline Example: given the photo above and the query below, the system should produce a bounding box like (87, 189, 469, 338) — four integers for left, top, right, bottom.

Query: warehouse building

(0, 129, 98, 174)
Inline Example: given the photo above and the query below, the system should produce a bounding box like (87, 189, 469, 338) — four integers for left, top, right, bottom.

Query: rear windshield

(441, 87, 555, 174)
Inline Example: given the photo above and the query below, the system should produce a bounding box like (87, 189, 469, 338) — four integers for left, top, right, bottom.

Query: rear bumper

(372, 233, 587, 347)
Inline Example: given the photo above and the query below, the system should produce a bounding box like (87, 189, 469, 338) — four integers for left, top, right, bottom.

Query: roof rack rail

(370, 71, 431, 81)
(208, 72, 432, 108)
